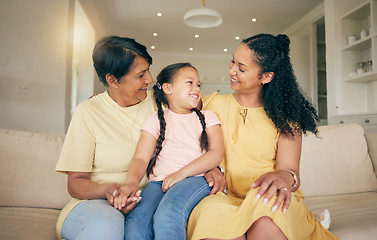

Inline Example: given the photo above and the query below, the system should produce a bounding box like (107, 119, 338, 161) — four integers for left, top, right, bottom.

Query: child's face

(168, 67, 201, 112)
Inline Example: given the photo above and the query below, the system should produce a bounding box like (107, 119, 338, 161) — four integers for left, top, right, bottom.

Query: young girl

(114, 62, 224, 240)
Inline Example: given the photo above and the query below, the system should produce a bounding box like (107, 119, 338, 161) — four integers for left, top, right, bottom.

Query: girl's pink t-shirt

(141, 109, 221, 182)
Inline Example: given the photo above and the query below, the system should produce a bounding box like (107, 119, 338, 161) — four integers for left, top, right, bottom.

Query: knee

(87, 211, 125, 238)
(251, 216, 273, 230)
(247, 217, 287, 239)
(154, 204, 180, 223)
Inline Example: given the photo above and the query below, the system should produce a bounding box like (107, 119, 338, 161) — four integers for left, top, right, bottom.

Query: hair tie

(157, 82, 162, 89)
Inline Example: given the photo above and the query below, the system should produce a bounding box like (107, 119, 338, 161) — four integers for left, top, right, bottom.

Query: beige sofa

(0, 123, 376, 239)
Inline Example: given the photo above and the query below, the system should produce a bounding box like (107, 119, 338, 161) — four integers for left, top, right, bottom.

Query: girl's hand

(113, 185, 140, 210)
(251, 170, 294, 213)
(204, 167, 228, 195)
(162, 171, 186, 192)
(117, 190, 142, 215)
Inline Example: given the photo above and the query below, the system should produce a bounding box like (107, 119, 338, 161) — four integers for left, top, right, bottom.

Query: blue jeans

(61, 199, 125, 240)
(124, 176, 211, 240)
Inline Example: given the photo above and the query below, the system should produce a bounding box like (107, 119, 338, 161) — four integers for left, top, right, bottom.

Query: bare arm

(162, 124, 224, 191)
(251, 132, 302, 213)
(113, 130, 157, 210)
(126, 131, 157, 186)
(67, 171, 120, 204)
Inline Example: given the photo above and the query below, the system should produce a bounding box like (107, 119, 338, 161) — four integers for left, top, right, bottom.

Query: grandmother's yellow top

(55, 91, 155, 239)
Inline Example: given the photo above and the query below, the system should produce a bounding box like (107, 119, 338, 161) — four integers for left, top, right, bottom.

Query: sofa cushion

(305, 192, 377, 240)
(0, 129, 71, 209)
(0, 206, 60, 240)
(300, 123, 377, 197)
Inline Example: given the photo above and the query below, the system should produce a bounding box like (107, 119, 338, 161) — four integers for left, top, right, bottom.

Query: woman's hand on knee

(251, 171, 292, 213)
(205, 168, 227, 195)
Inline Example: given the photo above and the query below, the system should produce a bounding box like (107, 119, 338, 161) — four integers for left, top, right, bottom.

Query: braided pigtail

(192, 108, 208, 152)
(147, 85, 168, 176)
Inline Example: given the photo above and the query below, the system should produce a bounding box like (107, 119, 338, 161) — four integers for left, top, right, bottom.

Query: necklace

(114, 103, 141, 142)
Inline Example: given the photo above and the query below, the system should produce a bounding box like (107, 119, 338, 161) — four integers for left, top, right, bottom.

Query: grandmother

(55, 36, 224, 240)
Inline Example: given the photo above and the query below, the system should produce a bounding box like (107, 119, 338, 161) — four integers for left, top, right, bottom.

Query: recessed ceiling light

(251, 18, 257, 22)
(195, 34, 199, 38)
(224, 49, 228, 52)
(151, 46, 155, 49)
(153, 32, 158, 37)
(235, 36, 240, 40)
(189, 47, 194, 51)
(157, 12, 162, 17)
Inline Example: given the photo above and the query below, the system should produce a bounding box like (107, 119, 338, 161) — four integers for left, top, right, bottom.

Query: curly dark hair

(242, 33, 319, 137)
(146, 62, 208, 176)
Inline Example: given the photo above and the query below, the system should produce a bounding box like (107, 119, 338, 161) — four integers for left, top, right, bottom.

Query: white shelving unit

(340, 0, 377, 112)
(341, 2, 376, 82)
(326, 0, 377, 132)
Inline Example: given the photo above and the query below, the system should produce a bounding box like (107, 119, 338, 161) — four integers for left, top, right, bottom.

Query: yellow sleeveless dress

(187, 93, 338, 240)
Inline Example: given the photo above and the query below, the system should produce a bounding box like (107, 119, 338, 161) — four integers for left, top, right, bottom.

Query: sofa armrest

(365, 132, 377, 177)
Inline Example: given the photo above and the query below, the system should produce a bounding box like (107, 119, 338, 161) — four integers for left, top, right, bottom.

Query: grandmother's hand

(105, 183, 121, 206)
(251, 170, 294, 213)
(205, 167, 227, 195)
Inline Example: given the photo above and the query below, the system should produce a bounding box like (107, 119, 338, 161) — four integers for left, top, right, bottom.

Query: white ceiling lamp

(183, 0, 222, 28)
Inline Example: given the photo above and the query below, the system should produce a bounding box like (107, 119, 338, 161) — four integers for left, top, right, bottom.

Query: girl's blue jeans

(124, 176, 210, 240)
(61, 176, 210, 240)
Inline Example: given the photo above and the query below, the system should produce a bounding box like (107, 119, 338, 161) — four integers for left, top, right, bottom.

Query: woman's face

(228, 43, 263, 93)
(117, 55, 153, 106)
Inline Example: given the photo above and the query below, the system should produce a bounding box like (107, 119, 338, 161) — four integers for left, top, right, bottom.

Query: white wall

(0, 0, 74, 134)
(290, 35, 313, 98)
(72, 0, 96, 111)
(0, 1, 323, 134)
(284, 3, 325, 116)
(149, 51, 232, 89)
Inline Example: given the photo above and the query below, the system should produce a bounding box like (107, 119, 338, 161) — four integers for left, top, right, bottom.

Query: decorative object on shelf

(356, 62, 365, 75)
(360, 28, 368, 38)
(183, 0, 222, 28)
(365, 60, 373, 72)
(347, 35, 357, 44)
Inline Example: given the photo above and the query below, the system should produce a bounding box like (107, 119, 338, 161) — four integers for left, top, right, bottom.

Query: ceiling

(79, 0, 324, 55)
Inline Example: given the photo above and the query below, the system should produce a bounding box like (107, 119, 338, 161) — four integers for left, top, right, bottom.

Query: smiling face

(228, 43, 264, 94)
(111, 55, 153, 107)
(164, 67, 201, 114)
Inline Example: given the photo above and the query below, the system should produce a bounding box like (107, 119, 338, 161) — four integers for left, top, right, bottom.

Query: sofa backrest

(0, 128, 71, 209)
(300, 123, 377, 197)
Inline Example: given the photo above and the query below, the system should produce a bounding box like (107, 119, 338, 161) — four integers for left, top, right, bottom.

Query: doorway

(315, 17, 328, 125)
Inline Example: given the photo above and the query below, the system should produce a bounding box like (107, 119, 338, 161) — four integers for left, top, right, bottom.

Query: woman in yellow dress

(187, 34, 338, 240)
